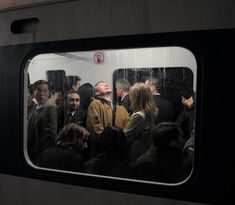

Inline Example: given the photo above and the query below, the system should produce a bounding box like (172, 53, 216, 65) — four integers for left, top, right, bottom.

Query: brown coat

(86, 99, 130, 136)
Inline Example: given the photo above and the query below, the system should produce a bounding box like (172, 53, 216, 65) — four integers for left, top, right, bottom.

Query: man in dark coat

(27, 80, 57, 164)
(116, 78, 132, 114)
(57, 90, 86, 132)
(177, 89, 195, 141)
(145, 77, 174, 124)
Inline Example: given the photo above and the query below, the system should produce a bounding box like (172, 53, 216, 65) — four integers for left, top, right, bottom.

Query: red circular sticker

(93, 52, 104, 64)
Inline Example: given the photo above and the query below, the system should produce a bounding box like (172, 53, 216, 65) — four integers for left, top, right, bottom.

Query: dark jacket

(153, 94, 174, 124)
(177, 104, 195, 140)
(133, 148, 192, 183)
(37, 144, 84, 172)
(27, 101, 36, 119)
(84, 153, 130, 178)
(27, 102, 57, 163)
(121, 94, 132, 114)
(57, 107, 86, 132)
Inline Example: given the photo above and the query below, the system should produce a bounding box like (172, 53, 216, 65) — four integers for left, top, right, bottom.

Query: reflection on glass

(26, 47, 196, 184)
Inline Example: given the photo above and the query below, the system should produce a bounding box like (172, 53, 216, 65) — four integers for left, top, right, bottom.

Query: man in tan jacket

(86, 81, 130, 156)
(87, 81, 130, 135)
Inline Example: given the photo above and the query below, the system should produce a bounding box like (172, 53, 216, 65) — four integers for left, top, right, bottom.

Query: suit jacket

(177, 104, 195, 140)
(121, 94, 132, 114)
(153, 94, 174, 124)
(57, 107, 86, 132)
(27, 102, 57, 163)
(27, 101, 36, 119)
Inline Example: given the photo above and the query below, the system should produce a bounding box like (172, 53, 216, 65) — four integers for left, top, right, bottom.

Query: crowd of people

(27, 75, 195, 183)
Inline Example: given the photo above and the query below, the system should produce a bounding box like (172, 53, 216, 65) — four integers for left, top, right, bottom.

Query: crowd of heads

(27, 74, 195, 183)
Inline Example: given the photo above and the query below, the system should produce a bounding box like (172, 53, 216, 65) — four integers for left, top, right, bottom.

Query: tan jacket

(86, 99, 130, 136)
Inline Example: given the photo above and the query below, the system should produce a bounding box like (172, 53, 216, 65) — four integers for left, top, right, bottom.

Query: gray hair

(116, 78, 131, 92)
(144, 77, 160, 89)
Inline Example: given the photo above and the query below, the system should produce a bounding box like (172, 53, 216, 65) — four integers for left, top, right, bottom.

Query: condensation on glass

(24, 47, 197, 185)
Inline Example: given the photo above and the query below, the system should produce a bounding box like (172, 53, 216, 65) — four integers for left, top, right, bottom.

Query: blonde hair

(129, 82, 158, 120)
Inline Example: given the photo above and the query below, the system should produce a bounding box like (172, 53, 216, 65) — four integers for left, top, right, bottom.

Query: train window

(25, 47, 196, 185)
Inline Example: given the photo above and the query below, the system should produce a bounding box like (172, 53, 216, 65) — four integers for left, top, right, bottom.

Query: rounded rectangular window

(24, 46, 197, 185)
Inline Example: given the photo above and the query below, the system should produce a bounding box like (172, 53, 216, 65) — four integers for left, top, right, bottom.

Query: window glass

(25, 47, 196, 184)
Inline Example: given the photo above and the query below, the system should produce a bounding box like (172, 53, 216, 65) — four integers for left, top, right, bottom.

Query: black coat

(27, 101, 36, 119)
(133, 149, 192, 183)
(27, 103, 57, 163)
(153, 95, 174, 124)
(121, 94, 132, 114)
(37, 144, 84, 172)
(177, 104, 195, 140)
(84, 153, 130, 178)
(57, 107, 86, 132)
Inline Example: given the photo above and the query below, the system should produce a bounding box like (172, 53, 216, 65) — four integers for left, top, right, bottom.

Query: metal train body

(0, 1, 235, 204)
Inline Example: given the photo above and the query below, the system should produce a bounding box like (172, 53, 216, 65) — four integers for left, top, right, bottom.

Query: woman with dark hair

(84, 126, 130, 178)
(123, 82, 158, 163)
(36, 123, 89, 172)
(78, 82, 95, 111)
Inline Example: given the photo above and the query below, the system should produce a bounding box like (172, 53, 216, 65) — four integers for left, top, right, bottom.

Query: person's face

(35, 84, 50, 104)
(67, 93, 80, 111)
(181, 96, 187, 105)
(27, 89, 34, 105)
(181, 96, 192, 106)
(144, 80, 155, 93)
(116, 87, 123, 97)
(96, 82, 112, 95)
(51, 91, 62, 103)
